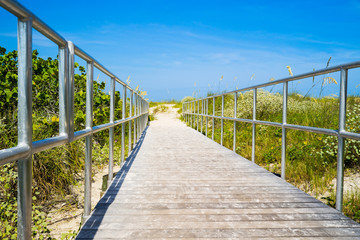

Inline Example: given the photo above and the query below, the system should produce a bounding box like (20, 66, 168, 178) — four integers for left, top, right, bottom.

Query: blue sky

(1, 0, 360, 101)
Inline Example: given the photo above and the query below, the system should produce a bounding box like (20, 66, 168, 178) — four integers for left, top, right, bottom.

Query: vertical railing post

(84, 61, 93, 220)
(188, 102, 190, 125)
(185, 102, 188, 125)
(199, 100, 201, 133)
(137, 96, 140, 139)
(194, 101, 196, 129)
(140, 99, 142, 133)
(197, 100, 199, 131)
(135, 95, 138, 140)
(140, 98, 142, 134)
(17, 17, 33, 240)
(281, 82, 288, 179)
(143, 100, 145, 129)
(221, 95, 224, 146)
(183, 103, 188, 126)
(186, 103, 191, 126)
(188, 102, 190, 127)
(108, 77, 115, 187)
(193, 101, 195, 129)
(336, 68, 348, 212)
(59, 45, 69, 138)
(121, 85, 126, 165)
(252, 88, 257, 163)
(188, 102, 190, 126)
(128, 91, 133, 155)
(182, 102, 184, 121)
(192, 101, 195, 128)
(133, 94, 137, 146)
(212, 97, 215, 140)
(233, 92, 237, 152)
(206, 99, 208, 137)
(67, 41, 75, 142)
(201, 100, 203, 133)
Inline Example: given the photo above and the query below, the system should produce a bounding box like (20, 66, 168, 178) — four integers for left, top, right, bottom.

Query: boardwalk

(77, 108, 360, 239)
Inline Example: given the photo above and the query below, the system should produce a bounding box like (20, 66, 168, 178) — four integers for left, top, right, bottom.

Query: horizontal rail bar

(93, 113, 148, 134)
(285, 124, 339, 136)
(32, 135, 68, 154)
(340, 130, 360, 141)
(0, 0, 67, 46)
(50, 113, 149, 143)
(92, 122, 115, 134)
(254, 120, 282, 128)
(184, 113, 358, 140)
(0, 112, 149, 165)
(74, 128, 92, 141)
(114, 114, 146, 126)
(0, 144, 30, 166)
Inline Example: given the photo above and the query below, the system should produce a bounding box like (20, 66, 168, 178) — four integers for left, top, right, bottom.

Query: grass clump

(183, 87, 360, 222)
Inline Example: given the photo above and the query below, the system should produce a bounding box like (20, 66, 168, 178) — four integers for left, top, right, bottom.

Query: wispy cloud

(207, 52, 245, 65)
(0, 32, 17, 37)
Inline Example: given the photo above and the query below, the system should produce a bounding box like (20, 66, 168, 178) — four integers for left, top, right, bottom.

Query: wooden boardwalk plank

(76, 111, 360, 239)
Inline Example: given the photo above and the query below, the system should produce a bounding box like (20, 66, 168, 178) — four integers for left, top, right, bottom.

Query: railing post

(201, 100, 203, 133)
(197, 100, 199, 131)
(185, 102, 188, 125)
(59, 45, 69, 138)
(121, 85, 126, 165)
(137, 96, 140, 139)
(129, 91, 133, 155)
(67, 41, 75, 142)
(17, 17, 33, 240)
(336, 68, 348, 212)
(194, 101, 196, 129)
(192, 101, 195, 129)
(192, 101, 195, 128)
(221, 95, 224, 146)
(182, 102, 184, 121)
(133, 94, 137, 146)
(233, 92, 237, 152)
(143, 100, 145, 130)
(252, 88, 257, 163)
(281, 82, 288, 179)
(186, 102, 188, 125)
(135, 95, 138, 140)
(108, 77, 115, 187)
(206, 99, 208, 137)
(140, 99, 143, 133)
(188, 102, 190, 126)
(212, 97, 215, 140)
(84, 61, 93, 220)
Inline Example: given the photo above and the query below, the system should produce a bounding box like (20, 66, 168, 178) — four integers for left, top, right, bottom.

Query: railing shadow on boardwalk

(76, 126, 149, 239)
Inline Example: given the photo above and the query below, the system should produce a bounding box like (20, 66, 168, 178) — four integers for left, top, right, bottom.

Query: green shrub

(0, 46, 134, 238)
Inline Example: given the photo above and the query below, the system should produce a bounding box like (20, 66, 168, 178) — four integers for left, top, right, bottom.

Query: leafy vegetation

(0, 47, 136, 238)
(183, 85, 360, 222)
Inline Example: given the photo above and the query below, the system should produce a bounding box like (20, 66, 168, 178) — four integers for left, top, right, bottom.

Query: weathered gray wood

(76, 112, 360, 239)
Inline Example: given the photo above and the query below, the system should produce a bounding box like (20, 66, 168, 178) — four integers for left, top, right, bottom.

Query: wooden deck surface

(76, 110, 360, 239)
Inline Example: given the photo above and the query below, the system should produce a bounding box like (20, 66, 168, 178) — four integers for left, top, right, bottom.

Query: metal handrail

(0, 0, 149, 239)
(183, 62, 360, 214)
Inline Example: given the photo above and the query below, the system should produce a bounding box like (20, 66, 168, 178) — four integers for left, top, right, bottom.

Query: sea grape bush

(0, 46, 129, 238)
